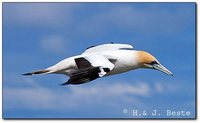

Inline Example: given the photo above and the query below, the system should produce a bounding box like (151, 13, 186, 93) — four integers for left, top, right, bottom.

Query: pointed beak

(153, 63, 173, 76)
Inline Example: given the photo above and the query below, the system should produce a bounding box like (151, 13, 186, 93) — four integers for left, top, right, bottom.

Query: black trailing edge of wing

(75, 57, 92, 69)
(61, 67, 101, 85)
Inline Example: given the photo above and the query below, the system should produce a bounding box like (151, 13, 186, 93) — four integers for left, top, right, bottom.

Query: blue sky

(3, 3, 196, 118)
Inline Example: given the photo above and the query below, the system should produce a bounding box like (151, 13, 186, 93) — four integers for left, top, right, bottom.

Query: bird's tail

(22, 69, 52, 76)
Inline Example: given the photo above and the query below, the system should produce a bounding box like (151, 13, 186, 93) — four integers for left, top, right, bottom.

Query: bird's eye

(149, 61, 158, 65)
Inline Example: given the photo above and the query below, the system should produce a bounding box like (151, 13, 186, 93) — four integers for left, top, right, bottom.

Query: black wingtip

(22, 73, 32, 76)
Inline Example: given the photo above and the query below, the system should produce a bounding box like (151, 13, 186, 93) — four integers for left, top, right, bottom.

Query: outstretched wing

(61, 55, 115, 85)
(82, 43, 133, 55)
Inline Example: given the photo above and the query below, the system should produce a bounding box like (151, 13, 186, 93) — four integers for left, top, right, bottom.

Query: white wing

(62, 54, 115, 85)
(75, 54, 115, 77)
(82, 43, 133, 55)
(84, 55, 115, 76)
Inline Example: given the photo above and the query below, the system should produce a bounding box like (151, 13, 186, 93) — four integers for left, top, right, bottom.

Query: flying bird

(23, 43, 173, 85)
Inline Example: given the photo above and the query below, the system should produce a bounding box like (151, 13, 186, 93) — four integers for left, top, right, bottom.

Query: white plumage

(23, 43, 173, 85)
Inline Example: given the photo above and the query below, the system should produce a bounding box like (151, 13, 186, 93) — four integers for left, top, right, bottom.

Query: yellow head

(136, 51, 173, 76)
(137, 51, 158, 66)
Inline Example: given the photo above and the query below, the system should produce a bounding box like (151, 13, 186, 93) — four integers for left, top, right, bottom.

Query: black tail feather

(60, 82, 70, 86)
(22, 69, 50, 76)
(22, 73, 33, 76)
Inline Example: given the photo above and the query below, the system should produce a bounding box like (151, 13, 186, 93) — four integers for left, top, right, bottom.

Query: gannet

(23, 43, 173, 85)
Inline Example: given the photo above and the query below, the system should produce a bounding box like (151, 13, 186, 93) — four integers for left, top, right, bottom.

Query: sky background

(2, 3, 196, 118)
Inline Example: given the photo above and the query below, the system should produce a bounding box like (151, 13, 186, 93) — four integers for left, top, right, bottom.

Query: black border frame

(1, 2, 197, 120)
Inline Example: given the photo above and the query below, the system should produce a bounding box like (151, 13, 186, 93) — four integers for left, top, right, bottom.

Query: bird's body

(23, 43, 173, 85)
(50, 50, 138, 76)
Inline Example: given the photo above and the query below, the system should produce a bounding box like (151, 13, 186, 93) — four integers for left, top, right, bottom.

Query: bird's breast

(102, 50, 139, 76)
